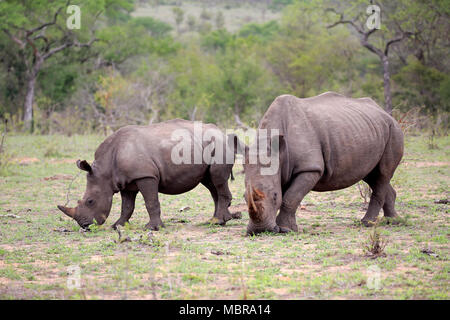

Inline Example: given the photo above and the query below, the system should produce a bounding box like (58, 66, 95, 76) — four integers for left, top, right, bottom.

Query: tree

(266, 1, 360, 98)
(210, 40, 283, 127)
(172, 7, 184, 35)
(0, 0, 134, 131)
(187, 15, 197, 32)
(326, 1, 419, 115)
(215, 11, 225, 30)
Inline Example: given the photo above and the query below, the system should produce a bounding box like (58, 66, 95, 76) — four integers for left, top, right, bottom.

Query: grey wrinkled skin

(58, 119, 241, 230)
(244, 92, 404, 235)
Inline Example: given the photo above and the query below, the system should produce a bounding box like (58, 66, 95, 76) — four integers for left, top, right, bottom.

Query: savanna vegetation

(0, 0, 448, 300)
(0, 0, 448, 134)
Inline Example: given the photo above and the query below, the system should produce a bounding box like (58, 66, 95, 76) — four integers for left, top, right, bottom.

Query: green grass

(0, 133, 448, 299)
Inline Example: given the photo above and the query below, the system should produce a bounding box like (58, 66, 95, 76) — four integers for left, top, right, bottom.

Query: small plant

(357, 181, 371, 204)
(172, 7, 184, 34)
(44, 143, 64, 158)
(187, 14, 196, 31)
(362, 218, 388, 258)
(87, 219, 105, 233)
(215, 11, 225, 29)
(428, 128, 439, 149)
(0, 124, 14, 176)
(378, 215, 410, 226)
(200, 8, 212, 21)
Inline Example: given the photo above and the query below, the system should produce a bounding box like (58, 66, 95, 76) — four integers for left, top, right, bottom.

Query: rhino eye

(273, 193, 277, 204)
(86, 199, 95, 207)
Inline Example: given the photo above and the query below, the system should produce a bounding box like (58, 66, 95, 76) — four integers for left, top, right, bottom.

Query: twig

(64, 170, 82, 207)
(0, 119, 7, 154)
(0, 131, 5, 155)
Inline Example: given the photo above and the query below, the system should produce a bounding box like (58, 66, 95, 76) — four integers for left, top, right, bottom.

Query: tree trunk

(382, 55, 393, 115)
(234, 113, 249, 131)
(189, 106, 197, 121)
(149, 109, 160, 124)
(23, 73, 37, 132)
(23, 58, 43, 133)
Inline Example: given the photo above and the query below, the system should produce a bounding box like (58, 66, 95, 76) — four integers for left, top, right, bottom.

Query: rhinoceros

(243, 92, 404, 234)
(57, 119, 241, 230)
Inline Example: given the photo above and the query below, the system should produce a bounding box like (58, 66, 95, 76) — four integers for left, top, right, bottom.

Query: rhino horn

(57, 205, 76, 218)
(247, 181, 257, 213)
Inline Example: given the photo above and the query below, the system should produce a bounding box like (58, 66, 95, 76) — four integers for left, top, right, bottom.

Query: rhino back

(102, 120, 210, 194)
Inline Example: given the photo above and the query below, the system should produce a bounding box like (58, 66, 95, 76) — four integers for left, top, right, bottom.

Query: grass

(0, 133, 448, 299)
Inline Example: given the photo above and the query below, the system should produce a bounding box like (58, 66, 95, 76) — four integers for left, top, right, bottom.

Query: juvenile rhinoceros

(243, 92, 404, 235)
(57, 119, 241, 230)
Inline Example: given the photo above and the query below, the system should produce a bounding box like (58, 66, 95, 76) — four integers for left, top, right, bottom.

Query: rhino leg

(136, 177, 165, 231)
(361, 184, 388, 226)
(362, 123, 403, 227)
(201, 178, 219, 221)
(361, 171, 390, 226)
(206, 181, 234, 225)
(362, 130, 402, 227)
(276, 172, 321, 232)
(215, 182, 234, 224)
(383, 184, 398, 218)
(112, 190, 138, 230)
(203, 167, 235, 226)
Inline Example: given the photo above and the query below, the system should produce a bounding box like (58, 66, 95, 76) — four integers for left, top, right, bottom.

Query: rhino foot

(276, 215, 298, 232)
(231, 212, 242, 219)
(273, 225, 293, 233)
(145, 221, 165, 231)
(246, 224, 292, 236)
(276, 223, 298, 233)
(206, 216, 229, 226)
(361, 219, 377, 227)
(112, 219, 129, 230)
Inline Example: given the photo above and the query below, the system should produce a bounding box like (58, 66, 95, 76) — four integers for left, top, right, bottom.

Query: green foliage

(215, 11, 225, 30)
(201, 29, 235, 51)
(238, 21, 280, 42)
(269, 0, 295, 11)
(200, 8, 213, 21)
(394, 57, 449, 113)
(172, 7, 184, 33)
(0, 132, 14, 176)
(129, 17, 173, 38)
(187, 14, 197, 31)
(0, 0, 448, 132)
(267, 1, 361, 97)
(37, 62, 79, 105)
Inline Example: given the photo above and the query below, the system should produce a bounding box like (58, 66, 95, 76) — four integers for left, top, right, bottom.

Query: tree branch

(41, 43, 72, 60)
(326, 8, 365, 35)
(2, 29, 26, 49)
(26, 6, 63, 37)
(327, 8, 384, 58)
(384, 32, 413, 55)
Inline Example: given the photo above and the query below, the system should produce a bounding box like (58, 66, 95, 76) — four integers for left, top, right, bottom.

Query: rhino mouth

(80, 223, 91, 230)
(76, 219, 92, 230)
(72, 215, 94, 230)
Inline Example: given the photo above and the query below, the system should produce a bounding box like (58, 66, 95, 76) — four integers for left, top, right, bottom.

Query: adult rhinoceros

(243, 92, 404, 235)
(57, 119, 241, 230)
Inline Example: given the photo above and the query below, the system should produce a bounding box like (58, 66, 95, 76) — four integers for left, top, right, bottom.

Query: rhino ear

(76, 159, 92, 173)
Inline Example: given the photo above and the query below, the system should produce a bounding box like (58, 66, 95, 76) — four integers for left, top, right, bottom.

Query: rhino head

(57, 160, 113, 229)
(244, 134, 289, 235)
